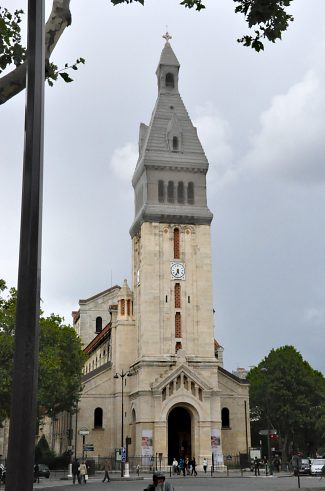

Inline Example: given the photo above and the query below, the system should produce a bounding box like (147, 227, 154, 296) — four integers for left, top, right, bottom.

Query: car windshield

(312, 459, 325, 465)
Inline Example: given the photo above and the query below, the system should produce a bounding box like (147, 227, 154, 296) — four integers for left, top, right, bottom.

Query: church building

(67, 35, 250, 467)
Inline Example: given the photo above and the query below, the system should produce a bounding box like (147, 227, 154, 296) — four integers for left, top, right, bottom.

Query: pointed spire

(158, 32, 180, 68)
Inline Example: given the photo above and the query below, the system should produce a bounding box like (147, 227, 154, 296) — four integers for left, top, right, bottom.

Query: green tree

(0, 0, 294, 105)
(0, 280, 86, 425)
(34, 435, 55, 466)
(248, 346, 325, 460)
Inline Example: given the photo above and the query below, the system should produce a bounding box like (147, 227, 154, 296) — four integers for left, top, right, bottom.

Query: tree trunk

(281, 433, 289, 463)
(0, 0, 71, 105)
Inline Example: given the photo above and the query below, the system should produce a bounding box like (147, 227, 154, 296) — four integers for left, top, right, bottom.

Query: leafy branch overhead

(234, 0, 294, 52)
(47, 58, 85, 86)
(0, 6, 85, 85)
(0, 0, 295, 104)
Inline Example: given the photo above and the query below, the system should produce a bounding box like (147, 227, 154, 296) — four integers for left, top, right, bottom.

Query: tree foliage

(234, 0, 294, 52)
(0, 280, 86, 426)
(248, 346, 325, 459)
(34, 435, 55, 466)
(0, 0, 295, 104)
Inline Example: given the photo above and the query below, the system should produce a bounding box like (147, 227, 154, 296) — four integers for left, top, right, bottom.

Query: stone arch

(163, 400, 200, 465)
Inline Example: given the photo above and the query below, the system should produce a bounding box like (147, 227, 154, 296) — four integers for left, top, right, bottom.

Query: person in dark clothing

(190, 458, 197, 476)
(254, 457, 260, 476)
(34, 464, 40, 483)
(144, 472, 174, 491)
(72, 459, 80, 484)
(179, 457, 185, 477)
(102, 459, 110, 482)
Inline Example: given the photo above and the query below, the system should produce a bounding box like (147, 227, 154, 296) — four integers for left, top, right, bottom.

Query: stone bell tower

(128, 33, 223, 463)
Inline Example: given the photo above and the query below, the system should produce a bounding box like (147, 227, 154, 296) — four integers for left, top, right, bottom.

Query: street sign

(258, 429, 277, 436)
(79, 427, 90, 436)
(121, 447, 126, 463)
(83, 444, 94, 451)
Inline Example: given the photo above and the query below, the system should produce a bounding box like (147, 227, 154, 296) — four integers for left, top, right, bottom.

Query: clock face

(171, 262, 185, 279)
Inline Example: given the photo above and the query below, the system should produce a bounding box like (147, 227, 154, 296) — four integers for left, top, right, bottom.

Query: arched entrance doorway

(168, 406, 191, 464)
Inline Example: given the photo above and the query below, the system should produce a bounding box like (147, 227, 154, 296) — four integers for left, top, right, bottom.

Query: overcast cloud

(1, 0, 325, 374)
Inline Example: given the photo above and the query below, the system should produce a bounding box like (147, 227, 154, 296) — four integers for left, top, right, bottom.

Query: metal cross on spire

(163, 31, 172, 44)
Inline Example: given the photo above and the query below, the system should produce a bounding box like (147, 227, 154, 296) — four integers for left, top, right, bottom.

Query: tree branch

(0, 0, 71, 105)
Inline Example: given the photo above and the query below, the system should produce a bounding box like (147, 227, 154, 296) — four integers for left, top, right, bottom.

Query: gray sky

(1, 0, 325, 374)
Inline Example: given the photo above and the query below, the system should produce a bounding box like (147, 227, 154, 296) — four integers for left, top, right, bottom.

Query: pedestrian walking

(72, 459, 80, 484)
(179, 457, 185, 476)
(172, 458, 178, 475)
(79, 461, 88, 485)
(254, 457, 260, 476)
(185, 457, 190, 475)
(102, 459, 110, 483)
(136, 464, 140, 476)
(190, 457, 197, 476)
(34, 464, 40, 483)
(103, 459, 110, 482)
(203, 457, 208, 473)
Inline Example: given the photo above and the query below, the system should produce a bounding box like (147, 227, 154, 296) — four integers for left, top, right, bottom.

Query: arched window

(172, 136, 179, 151)
(94, 407, 103, 428)
(177, 181, 184, 203)
(95, 316, 102, 333)
(175, 312, 181, 338)
(221, 407, 230, 428)
(158, 180, 165, 202)
(165, 73, 174, 88)
(167, 181, 174, 203)
(174, 228, 180, 258)
(127, 299, 131, 316)
(187, 182, 194, 204)
(175, 283, 181, 308)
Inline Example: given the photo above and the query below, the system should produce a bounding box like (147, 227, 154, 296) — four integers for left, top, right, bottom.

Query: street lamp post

(260, 367, 273, 476)
(114, 369, 133, 477)
(5, 1, 45, 490)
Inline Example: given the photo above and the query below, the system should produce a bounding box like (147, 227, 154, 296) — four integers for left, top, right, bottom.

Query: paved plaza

(29, 473, 325, 491)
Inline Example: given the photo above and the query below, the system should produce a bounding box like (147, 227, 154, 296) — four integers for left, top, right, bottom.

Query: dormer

(156, 33, 180, 95)
(166, 112, 183, 152)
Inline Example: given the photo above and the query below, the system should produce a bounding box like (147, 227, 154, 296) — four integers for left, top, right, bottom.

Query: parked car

(34, 463, 50, 479)
(293, 458, 311, 475)
(310, 458, 325, 475)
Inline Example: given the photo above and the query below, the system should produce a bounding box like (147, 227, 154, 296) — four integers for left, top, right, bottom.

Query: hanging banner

(141, 430, 153, 465)
(211, 428, 224, 466)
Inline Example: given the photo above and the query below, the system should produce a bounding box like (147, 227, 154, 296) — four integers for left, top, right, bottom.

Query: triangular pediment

(151, 363, 213, 393)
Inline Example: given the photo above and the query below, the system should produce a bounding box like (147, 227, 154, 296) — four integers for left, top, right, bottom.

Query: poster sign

(141, 430, 153, 465)
(211, 428, 224, 466)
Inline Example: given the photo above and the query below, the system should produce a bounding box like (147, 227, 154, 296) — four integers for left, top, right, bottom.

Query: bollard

(240, 467, 243, 477)
(169, 466, 171, 477)
(227, 466, 229, 477)
(210, 465, 213, 477)
(124, 463, 130, 478)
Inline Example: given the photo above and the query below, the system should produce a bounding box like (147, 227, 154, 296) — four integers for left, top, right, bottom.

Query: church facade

(57, 37, 250, 466)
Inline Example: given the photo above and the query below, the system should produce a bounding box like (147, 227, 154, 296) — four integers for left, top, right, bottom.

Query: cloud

(242, 70, 325, 183)
(109, 142, 138, 181)
(304, 307, 325, 327)
(193, 103, 236, 185)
